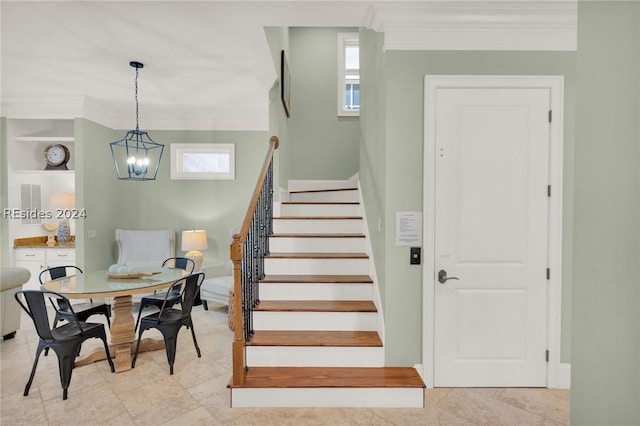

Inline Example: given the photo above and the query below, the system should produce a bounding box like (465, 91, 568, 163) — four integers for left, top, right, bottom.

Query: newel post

(230, 234, 246, 385)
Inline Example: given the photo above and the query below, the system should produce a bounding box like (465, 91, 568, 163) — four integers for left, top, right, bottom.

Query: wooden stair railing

(230, 135, 279, 386)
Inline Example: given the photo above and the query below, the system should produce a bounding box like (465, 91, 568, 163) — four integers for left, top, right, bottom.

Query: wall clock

(44, 144, 70, 170)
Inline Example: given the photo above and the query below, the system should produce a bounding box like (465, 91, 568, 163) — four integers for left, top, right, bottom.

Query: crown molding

(1, 94, 269, 131)
(366, 1, 577, 51)
(1, 95, 84, 120)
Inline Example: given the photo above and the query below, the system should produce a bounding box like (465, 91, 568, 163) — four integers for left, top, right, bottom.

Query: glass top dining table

(41, 267, 188, 299)
(41, 267, 189, 373)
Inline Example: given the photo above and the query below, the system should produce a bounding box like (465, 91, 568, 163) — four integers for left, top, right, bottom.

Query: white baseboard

(554, 363, 571, 389)
(413, 362, 570, 390)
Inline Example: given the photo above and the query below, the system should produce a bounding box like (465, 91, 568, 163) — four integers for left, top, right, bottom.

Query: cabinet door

(47, 249, 75, 267)
(15, 249, 46, 290)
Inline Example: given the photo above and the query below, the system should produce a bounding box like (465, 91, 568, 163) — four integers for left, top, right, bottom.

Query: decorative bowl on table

(106, 264, 161, 279)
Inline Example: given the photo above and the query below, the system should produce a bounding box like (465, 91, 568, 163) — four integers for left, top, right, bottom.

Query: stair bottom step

(231, 367, 425, 388)
(230, 367, 425, 408)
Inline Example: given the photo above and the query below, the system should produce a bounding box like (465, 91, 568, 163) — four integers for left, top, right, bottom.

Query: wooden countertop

(13, 235, 75, 249)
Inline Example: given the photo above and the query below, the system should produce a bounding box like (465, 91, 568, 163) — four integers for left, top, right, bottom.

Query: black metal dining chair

(132, 272, 205, 375)
(39, 265, 112, 329)
(15, 290, 115, 400)
(134, 257, 195, 332)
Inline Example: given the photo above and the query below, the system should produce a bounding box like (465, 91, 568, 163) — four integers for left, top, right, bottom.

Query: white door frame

(422, 75, 565, 389)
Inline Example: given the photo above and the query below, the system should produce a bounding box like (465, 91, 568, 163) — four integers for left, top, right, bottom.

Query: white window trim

(337, 32, 359, 117)
(170, 143, 235, 180)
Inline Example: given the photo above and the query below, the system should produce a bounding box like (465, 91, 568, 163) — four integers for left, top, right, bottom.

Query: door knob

(438, 269, 459, 284)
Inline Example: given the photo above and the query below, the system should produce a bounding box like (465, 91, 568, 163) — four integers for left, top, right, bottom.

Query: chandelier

(110, 61, 164, 181)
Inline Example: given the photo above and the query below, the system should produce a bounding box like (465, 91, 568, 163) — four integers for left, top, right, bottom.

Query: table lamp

(182, 230, 208, 271)
(50, 192, 75, 244)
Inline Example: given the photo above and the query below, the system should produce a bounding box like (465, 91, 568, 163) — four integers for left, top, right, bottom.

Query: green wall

(265, 26, 291, 197)
(358, 3, 639, 422)
(571, 2, 640, 423)
(74, 118, 120, 271)
(106, 129, 270, 268)
(70, 120, 269, 271)
(359, 36, 577, 365)
(359, 28, 388, 322)
(287, 27, 360, 180)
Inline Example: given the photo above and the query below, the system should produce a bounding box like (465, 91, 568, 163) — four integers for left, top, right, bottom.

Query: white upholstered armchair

(115, 229, 175, 268)
(200, 262, 233, 310)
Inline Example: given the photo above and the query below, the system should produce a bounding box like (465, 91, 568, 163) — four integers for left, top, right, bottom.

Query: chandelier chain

(134, 66, 140, 131)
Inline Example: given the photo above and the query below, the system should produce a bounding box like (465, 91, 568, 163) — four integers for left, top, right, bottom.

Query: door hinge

(546, 268, 551, 280)
(546, 350, 550, 362)
(548, 110, 553, 123)
(547, 185, 551, 197)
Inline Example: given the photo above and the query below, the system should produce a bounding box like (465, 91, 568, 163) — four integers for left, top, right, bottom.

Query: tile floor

(1, 304, 569, 425)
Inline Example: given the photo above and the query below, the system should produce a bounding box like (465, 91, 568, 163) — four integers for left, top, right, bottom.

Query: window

(338, 33, 359, 116)
(170, 143, 235, 180)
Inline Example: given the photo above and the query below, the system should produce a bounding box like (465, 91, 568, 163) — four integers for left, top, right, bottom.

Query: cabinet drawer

(15, 249, 45, 262)
(48, 249, 75, 262)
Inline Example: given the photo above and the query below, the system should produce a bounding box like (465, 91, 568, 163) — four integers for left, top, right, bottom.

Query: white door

(433, 87, 550, 387)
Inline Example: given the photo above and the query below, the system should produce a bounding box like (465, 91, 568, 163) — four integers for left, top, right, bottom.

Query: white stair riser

(231, 388, 425, 408)
(265, 258, 369, 275)
(288, 180, 357, 192)
(290, 190, 359, 203)
(260, 283, 373, 301)
(280, 203, 361, 217)
(273, 219, 362, 234)
(253, 311, 378, 331)
(269, 237, 365, 253)
(246, 346, 384, 367)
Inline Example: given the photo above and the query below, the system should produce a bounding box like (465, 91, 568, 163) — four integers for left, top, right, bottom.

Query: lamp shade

(181, 230, 208, 251)
(50, 192, 75, 210)
(182, 230, 207, 271)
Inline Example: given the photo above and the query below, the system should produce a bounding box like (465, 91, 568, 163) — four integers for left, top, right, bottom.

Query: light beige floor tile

(1, 308, 571, 426)
(103, 412, 137, 425)
(498, 388, 569, 425)
(101, 355, 168, 394)
(43, 382, 127, 426)
(0, 390, 49, 425)
(424, 387, 453, 406)
(117, 375, 200, 424)
(161, 405, 218, 425)
(437, 388, 545, 426)
(373, 406, 478, 426)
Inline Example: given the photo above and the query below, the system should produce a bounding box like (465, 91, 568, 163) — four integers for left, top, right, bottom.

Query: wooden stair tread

(248, 330, 382, 347)
(289, 188, 357, 194)
(261, 274, 373, 284)
(274, 216, 362, 220)
(255, 300, 377, 312)
(231, 367, 426, 388)
(266, 252, 368, 259)
(270, 233, 365, 238)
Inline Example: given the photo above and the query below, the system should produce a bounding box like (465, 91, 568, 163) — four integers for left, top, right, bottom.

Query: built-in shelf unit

(6, 119, 77, 269)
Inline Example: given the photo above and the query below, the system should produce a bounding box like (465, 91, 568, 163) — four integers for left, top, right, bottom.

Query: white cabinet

(15, 248, 76, 291)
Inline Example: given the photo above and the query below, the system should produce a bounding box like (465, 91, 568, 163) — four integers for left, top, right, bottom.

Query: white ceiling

(0, 1, 577, 131)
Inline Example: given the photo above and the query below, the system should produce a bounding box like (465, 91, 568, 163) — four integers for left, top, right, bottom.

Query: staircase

(229, 181, 425, 408)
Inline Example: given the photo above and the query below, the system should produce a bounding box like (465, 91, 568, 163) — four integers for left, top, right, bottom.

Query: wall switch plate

(410, 247, 421, 265)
